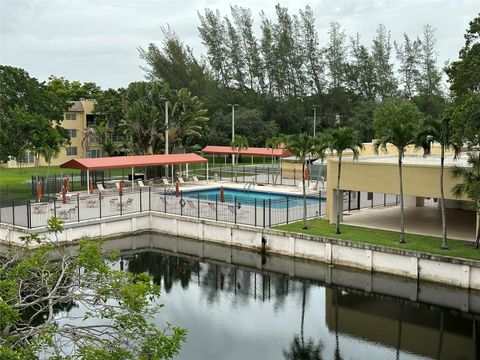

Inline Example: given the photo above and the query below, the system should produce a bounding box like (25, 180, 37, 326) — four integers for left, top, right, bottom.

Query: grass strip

(275, 219, 480, 262)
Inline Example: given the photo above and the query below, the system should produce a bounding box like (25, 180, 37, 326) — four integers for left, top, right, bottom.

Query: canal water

(99, 234, 480, 360)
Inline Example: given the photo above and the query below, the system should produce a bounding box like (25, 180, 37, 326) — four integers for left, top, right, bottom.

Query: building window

(87, 149, 103, 158)
(65, 113, 77, 120)
(20, 152, 35, 164)
(66, 147, 77, 156)
(68, 129, 77, 138)
(86, 114, 97, 127)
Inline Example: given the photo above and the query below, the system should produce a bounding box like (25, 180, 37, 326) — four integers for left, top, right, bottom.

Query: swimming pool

(182, 188, 321, 209)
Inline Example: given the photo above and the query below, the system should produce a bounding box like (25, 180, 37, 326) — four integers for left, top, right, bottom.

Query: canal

(106, 234, 480, 359)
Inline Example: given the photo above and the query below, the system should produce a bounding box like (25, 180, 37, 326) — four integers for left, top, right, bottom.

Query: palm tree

(323, 127, 363, 234)
(286, 134, 322, 229)
(266, 135, 283, 184)
(416, 115, 460, 249)
(167, 88, 209, 153)
(231, 135, 249, 182)
(452, 152, 480, 248)
(373, 100, 423, 243)
(82, 127, 97, 157)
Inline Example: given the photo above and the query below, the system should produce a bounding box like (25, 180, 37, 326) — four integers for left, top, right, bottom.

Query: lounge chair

(138, 180, 149, 188)
(97, 183, 111, 193)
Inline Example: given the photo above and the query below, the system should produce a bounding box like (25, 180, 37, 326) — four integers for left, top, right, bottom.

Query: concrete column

(404, 196, 424, 207)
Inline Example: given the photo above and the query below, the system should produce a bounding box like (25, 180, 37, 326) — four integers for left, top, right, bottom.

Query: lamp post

(227, 104, 239, 143)
(160, 96, 169, 176)
(313, 105, 320, 137)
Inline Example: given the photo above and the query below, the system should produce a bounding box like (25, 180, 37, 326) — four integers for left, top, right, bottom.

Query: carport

(60, 153, 209, 192)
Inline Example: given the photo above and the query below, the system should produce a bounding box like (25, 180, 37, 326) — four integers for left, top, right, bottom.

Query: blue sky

(1, 0, 478, 89)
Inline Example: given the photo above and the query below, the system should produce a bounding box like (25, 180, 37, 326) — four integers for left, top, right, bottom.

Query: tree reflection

(283, 283, 323, 360)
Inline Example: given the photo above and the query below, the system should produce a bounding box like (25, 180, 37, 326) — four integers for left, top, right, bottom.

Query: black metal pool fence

(0, 187, 399, 229)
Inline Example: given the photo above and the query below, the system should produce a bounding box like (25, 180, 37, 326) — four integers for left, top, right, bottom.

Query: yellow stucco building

(325, 145, 476, 241)
(2, 99, 116, 168)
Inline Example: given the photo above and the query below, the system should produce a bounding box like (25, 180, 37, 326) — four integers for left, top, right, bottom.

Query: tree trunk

(398, 152, 406, 243)
(302, 162, 308, 229)
(336, 153, 342, 234)
(440, 146, 448, 249)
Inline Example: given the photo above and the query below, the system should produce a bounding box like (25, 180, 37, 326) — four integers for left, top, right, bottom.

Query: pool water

(183, 188, 320, 209)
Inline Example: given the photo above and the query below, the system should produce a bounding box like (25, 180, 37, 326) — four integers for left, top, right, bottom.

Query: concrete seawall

(1, 211, 479, 290)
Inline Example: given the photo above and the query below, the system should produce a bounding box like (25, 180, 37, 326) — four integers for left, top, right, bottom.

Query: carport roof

(60, 153, 208, 170)
(202, 145, 292, 157)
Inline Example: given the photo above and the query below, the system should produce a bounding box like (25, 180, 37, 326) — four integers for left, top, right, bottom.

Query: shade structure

(60, 153, 208, 171)
(202, 145, 292, 158)
(220, 186, 225, 203)
(36, 181, 42, 202)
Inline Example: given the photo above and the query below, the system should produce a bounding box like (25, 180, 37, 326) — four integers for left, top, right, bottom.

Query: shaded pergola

(202, 145, 292, 165)
(60, 153, 208, 192)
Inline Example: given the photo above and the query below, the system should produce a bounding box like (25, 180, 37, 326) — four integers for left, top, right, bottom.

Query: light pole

(313, 105, 320, 136)
(160, 96, 169, 176)
(227, 104, 239, 143)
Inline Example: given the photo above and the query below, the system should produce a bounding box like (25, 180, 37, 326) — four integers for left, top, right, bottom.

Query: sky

(0, 0, 478, 89)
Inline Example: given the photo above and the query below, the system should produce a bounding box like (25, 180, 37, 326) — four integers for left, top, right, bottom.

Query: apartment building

(3, 99, 119, 168)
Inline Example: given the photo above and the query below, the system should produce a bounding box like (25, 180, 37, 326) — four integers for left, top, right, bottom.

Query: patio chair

(97, 183, 111, 193)
(138, 180, 149, 188)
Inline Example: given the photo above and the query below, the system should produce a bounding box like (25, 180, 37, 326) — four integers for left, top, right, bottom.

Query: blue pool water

(182, 188, 320, 209)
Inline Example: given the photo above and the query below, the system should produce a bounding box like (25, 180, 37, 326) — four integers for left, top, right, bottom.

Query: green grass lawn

(0, 166, 82, 200)
(276, 219, 480, 262)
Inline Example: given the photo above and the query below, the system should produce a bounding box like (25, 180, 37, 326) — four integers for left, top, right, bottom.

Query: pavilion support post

(86, 169, 90, 193)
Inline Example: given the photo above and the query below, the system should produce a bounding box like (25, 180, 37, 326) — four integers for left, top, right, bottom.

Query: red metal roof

(60, 153, 208, 170)
(202, 145, 292, 157)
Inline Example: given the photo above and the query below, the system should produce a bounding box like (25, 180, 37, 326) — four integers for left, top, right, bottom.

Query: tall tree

(0, 66, 68, 162)
(394, 34, 421, 98)
(198, 9, 230, 87)
(139, 26, 210, 97)
(446, 14, 480, 96)
(452, 153, 480, 248)
(416, 115, 460, 249)
(372, 24, 398, 100)
(323, 127, 363, 234)
(373, 100, 423, 243)
(417, 25, 442, 97)
(326, 22, 347, 90)
(300, 5, 325, 95)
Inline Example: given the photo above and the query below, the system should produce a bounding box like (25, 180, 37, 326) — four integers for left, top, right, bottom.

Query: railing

(0, 185, 401, 231)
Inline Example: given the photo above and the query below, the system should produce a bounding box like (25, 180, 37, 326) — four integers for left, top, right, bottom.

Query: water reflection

(106, 234, 480, 359)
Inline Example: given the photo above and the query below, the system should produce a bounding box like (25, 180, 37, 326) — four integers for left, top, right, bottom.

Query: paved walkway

(342, 205, 476, 242)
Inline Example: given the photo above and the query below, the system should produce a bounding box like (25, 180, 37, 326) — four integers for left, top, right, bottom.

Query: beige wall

(326, 157, 469, 221)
